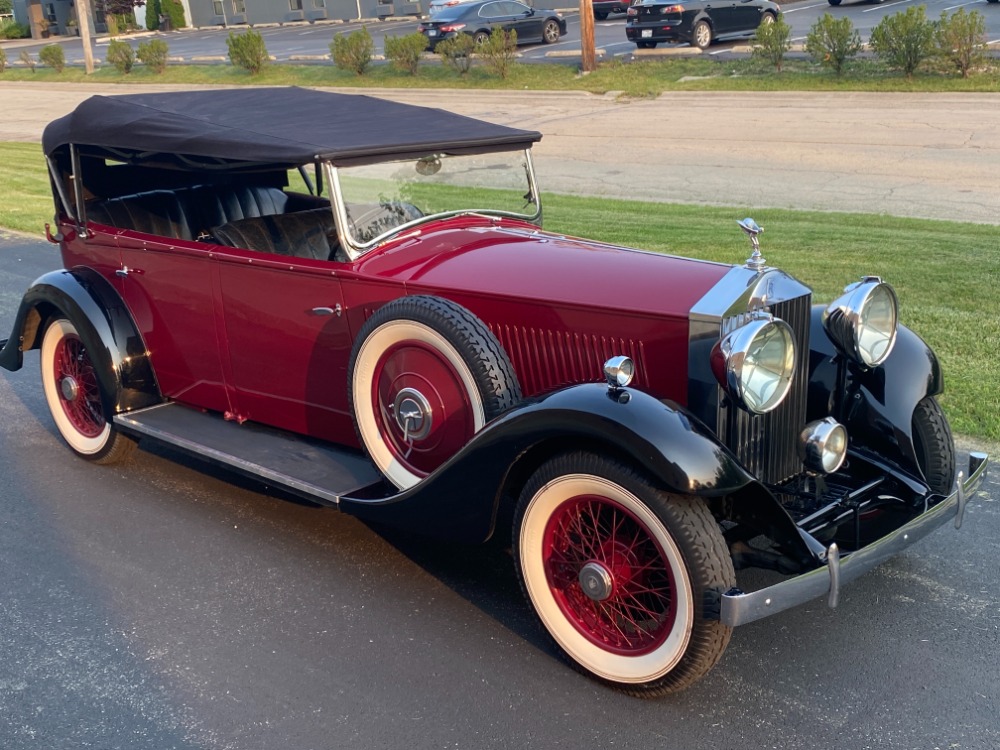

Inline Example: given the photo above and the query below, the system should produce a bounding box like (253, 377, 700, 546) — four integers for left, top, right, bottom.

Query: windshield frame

(324, 148, 542, 261)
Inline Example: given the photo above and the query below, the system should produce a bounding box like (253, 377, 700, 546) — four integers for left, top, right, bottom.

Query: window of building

(213, 0, 224, 15)
(289, 0, 304, 11)
(314, 0, 326, 8)
(233, 0, 246, 13)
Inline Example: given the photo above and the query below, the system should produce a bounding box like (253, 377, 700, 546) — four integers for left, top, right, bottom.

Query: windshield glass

(332, 150, 539, 249)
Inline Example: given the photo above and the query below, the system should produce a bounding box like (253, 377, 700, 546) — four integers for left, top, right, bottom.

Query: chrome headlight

(604, 356, 635, 388)
(823, 277, 898, 367)
(711, 317, 796, 414)
(800, 418, 848, 474)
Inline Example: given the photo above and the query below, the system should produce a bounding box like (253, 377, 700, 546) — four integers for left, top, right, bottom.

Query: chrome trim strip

(720, 452, 989, 627)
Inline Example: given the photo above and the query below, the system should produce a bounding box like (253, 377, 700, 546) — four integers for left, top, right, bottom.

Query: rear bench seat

(87, 185, 303, 244)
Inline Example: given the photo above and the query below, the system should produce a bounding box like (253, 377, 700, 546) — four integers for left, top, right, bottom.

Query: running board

(113, 403, 383, 506)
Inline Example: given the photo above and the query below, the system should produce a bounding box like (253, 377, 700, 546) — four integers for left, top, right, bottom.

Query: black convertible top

(42, 87, 542, 166)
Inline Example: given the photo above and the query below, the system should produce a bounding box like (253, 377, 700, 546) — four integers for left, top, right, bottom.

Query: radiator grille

(721, 294, 811, 484)
(488, 324, 646, 397)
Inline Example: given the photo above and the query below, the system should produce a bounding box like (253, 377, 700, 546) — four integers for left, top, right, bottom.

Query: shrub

(226, 28, 269, 75)
(106, 39, 135, 74)
(870, 6, 935, 79)
(39, 44, 65, 73)
(751, 15, 791, 72)
(137, 38, 170, 73)
(0, 47, 6, 75)
(331, 27, 375, 76)
(436, 33, 476, 75)
(162, 0, 187, 29)
(384, 32, 427, 75)
(0, 19, 31, 39)
(19, 50, 36, 72)
(477, 27, 517, 80)
(145, 0, 161, 31)
(805, 13, 862, 75)
(935, 9, 986, 79)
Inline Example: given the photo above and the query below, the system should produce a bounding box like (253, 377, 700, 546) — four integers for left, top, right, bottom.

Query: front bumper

(720, 451, 989, 627)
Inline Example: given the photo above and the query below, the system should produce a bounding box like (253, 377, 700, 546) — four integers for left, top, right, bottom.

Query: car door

(702, 0, 735, 35)
(730, 0, 763, 34)
(115, 233, 235, 416)
(216, 250, 355, 445)
(504, 1, 543, 43)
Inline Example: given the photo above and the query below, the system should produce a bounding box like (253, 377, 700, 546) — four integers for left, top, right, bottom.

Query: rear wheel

(40, 318, 135, 464)
(595, 11, 609, 20)
(912, 397, 956, 496)
(473, 30, 490, 46)
(692, 20, 712, 50)
(513, 452, 735, 695)
(828, 0, 842, 5)
(636, 41, 657, 49)
(349, 295, 521, 490)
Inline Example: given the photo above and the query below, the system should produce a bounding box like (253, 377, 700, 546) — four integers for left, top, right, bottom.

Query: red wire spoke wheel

(349, 296, 520, 490)
(40, 318, 135, 463)
(515, 453, 735, 695)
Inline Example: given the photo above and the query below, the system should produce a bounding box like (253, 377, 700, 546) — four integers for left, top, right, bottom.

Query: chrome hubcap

(578, 561, 615, 602)
(393, 387, 432, 441)
(60, 375, 80, 402)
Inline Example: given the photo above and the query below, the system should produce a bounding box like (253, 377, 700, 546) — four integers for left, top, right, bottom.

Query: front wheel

(912, 397, 956, 496)
(692, 20, 712, 50)
(760, 11, 776, 26)
(542, 20, 561, 44)
(636, 41, 657, 49)
(595, 11, 609, 20)
(513, 453, 735, 695)
(828, 0, 841, 5)
(40, 318, 135, 464)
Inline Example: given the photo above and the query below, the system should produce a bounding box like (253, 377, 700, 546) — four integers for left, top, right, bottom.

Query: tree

(805, 14, 862, 75)
(935, 9, 987, 79)
(161, 0, 186, 29)
(0, 0, 13, 16)
(97, 0, 144, 14)
(870, 6, 935, 79)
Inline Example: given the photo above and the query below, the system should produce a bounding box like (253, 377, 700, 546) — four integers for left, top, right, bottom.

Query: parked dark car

(418, 0, 566, 49)
(626, 0, 780, 49)
(0, 88, 987, 696)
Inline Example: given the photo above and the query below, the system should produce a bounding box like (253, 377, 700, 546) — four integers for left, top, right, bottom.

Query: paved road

(1, 82, 998, 224)
(0, 234, 997, 750)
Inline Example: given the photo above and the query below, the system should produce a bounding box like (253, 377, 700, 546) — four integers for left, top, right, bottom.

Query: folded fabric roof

(42, 87, 542, 166)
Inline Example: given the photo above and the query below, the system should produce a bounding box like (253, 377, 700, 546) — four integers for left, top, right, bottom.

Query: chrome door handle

(115, 266, 142, 277)
(311, 304, 342, 317)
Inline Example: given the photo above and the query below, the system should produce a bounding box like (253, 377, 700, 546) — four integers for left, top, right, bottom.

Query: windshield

(329, 149, 540, 252)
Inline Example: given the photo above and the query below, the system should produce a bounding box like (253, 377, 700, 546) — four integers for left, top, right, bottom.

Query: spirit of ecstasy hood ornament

(737, 218, 765, 272)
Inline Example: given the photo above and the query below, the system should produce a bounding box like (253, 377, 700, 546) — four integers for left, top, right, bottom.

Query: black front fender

(0, 268, 160, 414)
(808, 305, 943, 477)
(340, 383, 758, 543)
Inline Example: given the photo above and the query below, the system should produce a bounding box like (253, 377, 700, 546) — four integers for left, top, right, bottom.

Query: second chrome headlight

(823, 277, 898, 367)
(711, 317, 796, 414)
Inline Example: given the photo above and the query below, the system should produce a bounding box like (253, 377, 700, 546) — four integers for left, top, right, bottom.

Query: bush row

(755, 7, 989, 79)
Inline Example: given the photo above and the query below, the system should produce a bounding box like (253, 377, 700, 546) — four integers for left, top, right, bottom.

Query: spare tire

(348, 295, 521, 490)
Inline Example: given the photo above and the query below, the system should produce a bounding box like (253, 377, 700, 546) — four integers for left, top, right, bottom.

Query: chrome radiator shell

(689, 267, 813, 484)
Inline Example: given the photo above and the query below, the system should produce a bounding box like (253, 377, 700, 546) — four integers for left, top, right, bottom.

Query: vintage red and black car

(0, 88, 987, 696)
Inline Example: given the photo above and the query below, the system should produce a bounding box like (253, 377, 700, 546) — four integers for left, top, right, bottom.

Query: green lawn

(1, 141, 996, 442)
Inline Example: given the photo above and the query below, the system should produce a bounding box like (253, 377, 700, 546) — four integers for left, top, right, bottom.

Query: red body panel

(62, 215, 731, 443)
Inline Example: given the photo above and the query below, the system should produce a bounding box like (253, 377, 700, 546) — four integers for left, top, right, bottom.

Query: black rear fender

(0, 268, 161, 414)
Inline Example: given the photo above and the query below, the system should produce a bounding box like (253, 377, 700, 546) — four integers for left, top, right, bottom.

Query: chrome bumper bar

(720, 451, 989, 627)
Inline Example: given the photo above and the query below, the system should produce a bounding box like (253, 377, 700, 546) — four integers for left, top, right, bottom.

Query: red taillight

(661, 4, 684, 11)
(627, 7, 637, 15)
(417, 24, 426, 31)
(440, 23, 466, 32)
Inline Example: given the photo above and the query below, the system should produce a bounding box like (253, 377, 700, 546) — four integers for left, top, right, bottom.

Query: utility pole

(76, 0, 96, 74)
(579, 0, 596, 73)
